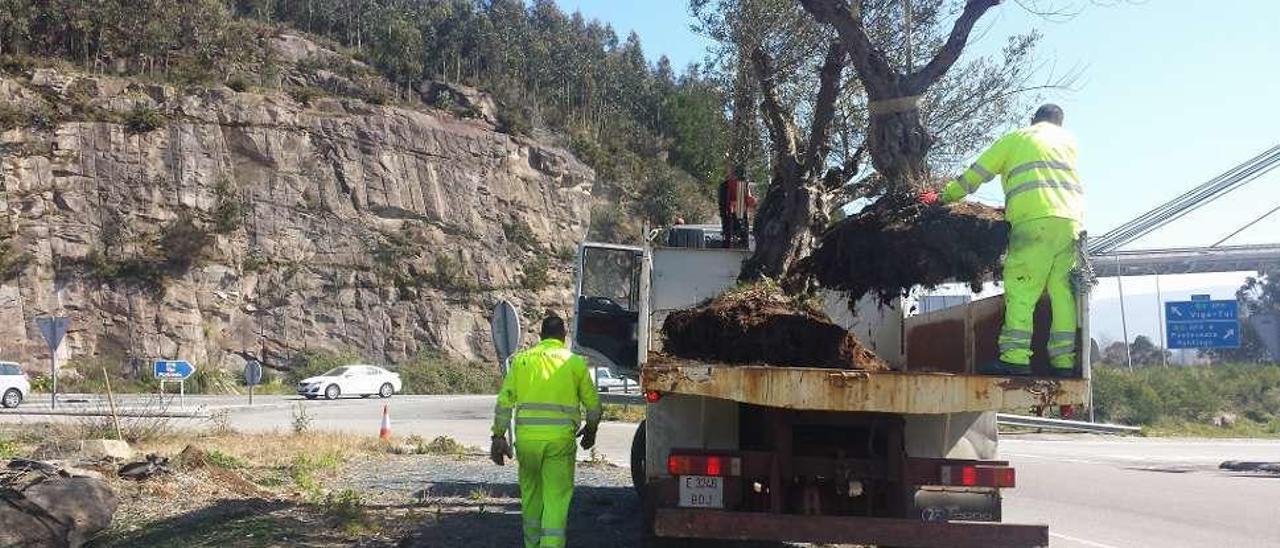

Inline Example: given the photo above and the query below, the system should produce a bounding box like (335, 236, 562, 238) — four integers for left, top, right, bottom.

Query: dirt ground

(806, 200, 1008, 303)
(661, 283, 885, 370)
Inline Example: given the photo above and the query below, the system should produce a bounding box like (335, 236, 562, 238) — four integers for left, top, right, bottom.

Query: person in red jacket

(718, 167, 757, 248)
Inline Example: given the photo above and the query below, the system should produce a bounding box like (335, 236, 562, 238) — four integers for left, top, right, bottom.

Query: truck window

(576, 246, 641, 372)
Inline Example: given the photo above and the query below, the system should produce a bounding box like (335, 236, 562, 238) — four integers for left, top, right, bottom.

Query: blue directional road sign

(1165, 296, 1240, 349)
(153, 360, 196, 380)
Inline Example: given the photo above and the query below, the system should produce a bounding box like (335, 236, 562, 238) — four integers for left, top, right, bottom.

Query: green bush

(212, 179, 245, 234)
(1093, 364, 1280, 431)
(398, 351, 499, 395)
(521, 255, 550, 291)
(124, 107, 165, 134)
(286, 349, 362, 385)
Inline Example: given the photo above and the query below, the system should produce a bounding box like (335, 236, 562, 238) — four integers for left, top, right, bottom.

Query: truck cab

(572, 234, 1088, 547)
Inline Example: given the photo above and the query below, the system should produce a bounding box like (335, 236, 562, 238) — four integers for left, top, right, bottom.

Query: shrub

(212, 179, 245, 234)
(495, 102, 532, 136)
(226, 74, 252, 92)
(398, 351, 499, 395)
(124, 106, 165, 134)
(158, 214, 213, 273)
(286, 349, 362, 385)
(521, 255, 550, 290)
(502, 219, 538, 250)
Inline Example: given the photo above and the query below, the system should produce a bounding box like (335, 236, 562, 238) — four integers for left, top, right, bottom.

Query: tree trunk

(739, 44, 845, 287)
(799, 0, 999, 195)
(740, 165, 827, 286)
(867, 108, 933, 193)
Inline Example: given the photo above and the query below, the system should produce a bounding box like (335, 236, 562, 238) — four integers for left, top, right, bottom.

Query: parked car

(592, 367, 630, 392)
(297, 365, 402, 400)
(0, 362, 29, 409)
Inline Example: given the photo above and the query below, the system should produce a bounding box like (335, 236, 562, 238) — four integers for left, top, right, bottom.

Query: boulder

(80, 439, 132, 461)
(0, 463, 118, 547)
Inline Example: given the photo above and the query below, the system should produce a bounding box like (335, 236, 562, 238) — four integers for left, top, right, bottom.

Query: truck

(570, 232, 1091, 547)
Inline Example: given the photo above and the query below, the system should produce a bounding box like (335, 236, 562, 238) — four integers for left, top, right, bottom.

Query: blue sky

(554, 0, 1280, 341)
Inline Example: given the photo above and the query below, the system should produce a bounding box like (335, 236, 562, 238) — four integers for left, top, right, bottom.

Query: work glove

(577, 424, 598, 451)
(490, 435, 513, 466)
(918, 190, 940, 205)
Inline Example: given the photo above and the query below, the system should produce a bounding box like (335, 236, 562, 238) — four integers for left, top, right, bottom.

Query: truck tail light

(939, 465, 1015, 488)
(667, 454, 741, 477)
(644, 390, 662, 403)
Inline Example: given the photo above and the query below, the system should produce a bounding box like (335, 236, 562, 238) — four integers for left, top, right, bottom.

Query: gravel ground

(339, 453, 645, 547)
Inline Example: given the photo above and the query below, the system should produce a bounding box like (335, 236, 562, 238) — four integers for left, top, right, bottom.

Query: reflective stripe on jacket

(493, 338, 602, 441)
(941, 122, 1084, 226)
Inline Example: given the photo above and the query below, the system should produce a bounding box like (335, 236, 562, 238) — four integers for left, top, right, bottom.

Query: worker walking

(491, 313, 602, 547)
(922, 104, 1083, 377)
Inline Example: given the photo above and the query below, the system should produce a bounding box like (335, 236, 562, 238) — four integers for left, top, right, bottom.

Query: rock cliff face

(0, 57, 593, 374)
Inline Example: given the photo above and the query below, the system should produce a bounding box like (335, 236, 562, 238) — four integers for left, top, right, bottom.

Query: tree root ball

(660, 283, 886, 370)
(805, 200, 1009, 303)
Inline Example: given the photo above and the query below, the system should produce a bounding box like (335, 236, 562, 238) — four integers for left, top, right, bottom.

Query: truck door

(572, 244, 644, 374)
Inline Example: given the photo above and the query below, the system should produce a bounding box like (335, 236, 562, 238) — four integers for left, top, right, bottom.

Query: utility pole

(1154, 273, 1168, 367)
(1115, 255, 1134, 371)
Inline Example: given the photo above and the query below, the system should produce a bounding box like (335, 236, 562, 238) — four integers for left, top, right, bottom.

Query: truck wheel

(631, 420, 646, 497)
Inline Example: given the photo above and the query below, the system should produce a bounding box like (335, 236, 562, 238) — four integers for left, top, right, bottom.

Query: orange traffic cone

(379, 405, 392, 441)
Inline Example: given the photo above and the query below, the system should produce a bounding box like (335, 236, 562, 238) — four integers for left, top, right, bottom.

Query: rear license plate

(678, 475, 723, 508)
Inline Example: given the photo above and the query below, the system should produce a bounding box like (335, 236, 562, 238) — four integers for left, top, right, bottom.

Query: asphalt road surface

(5, 394, 1279, 547)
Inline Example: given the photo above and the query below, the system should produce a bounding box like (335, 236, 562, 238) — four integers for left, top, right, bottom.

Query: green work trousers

(516, 437, 576, 548)
(999, 216, 1080, 369)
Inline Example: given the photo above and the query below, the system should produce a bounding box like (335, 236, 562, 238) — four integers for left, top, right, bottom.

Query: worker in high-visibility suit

(922, 104, 1083, 377)
(491, 313, 602, 547)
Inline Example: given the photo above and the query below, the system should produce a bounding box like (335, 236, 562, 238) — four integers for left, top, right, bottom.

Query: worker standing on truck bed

(490, 313, 603, 547)
(718, 166, 757, 248)
(921, 104, 1083, 377)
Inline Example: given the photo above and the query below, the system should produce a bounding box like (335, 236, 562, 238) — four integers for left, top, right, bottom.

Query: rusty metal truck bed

(641, 359, 1087, 414)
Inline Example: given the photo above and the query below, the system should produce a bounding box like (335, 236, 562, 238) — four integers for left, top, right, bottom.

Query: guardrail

(996, 413, 1141, 434)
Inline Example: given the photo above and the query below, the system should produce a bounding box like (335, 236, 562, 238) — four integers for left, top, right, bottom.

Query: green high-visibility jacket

(942, 122, 1084, 227)
(493, 338, 602, 441)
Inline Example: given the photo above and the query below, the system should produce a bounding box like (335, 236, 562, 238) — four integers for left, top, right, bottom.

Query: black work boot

(979, 360, 1031, 376)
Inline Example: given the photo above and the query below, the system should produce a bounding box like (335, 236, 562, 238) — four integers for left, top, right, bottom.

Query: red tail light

(667, 454, 741, 477)
(644, 390, 662, 403)
(940, 465, 1015, 488)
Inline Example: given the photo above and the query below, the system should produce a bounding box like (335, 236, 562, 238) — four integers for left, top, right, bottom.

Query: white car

(0, 362, 29, 409)
(297, 365, 402, 400)
(592, 367, 630, 392)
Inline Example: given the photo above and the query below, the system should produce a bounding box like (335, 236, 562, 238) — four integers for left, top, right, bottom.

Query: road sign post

(490, 300, 521, 446)
(1165, 296, 1241, 351)
(34, 317, 69, 410)
(244, 360, 263, 405)
(154, 360, 196, 407)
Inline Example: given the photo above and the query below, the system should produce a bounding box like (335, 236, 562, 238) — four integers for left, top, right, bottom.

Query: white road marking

(1049, 531, 1124, 548)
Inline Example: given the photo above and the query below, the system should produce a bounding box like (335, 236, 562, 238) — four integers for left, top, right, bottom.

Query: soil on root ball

(804, 199, 1009, 303)
(660, 283, 887, 370)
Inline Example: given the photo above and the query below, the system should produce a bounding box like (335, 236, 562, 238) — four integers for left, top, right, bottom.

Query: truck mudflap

(653, 508, 1048, 548)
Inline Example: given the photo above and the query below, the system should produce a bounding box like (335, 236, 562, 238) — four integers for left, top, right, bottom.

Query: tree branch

(804, 41, 847, 176)
(750, 47, 800, 171)
(905, 0, 1002, 93)
(797, 0, 896, 98)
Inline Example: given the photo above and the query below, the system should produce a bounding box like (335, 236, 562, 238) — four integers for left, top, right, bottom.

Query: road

(5, 394, 1280, 547)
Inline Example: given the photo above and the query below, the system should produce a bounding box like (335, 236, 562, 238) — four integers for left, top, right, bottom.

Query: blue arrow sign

(1165, 300, 1240, 349)
(153, 360, 196, 380)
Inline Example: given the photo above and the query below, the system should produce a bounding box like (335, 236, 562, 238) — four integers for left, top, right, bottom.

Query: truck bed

(642, 357, 1087, 414)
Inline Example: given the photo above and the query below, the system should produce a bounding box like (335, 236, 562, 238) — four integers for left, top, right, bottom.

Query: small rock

(178, 444, 209, 468)
(61, 467, 106, 480)
(1212, 412, 1238, 428)
(80, 439, 132, 461)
